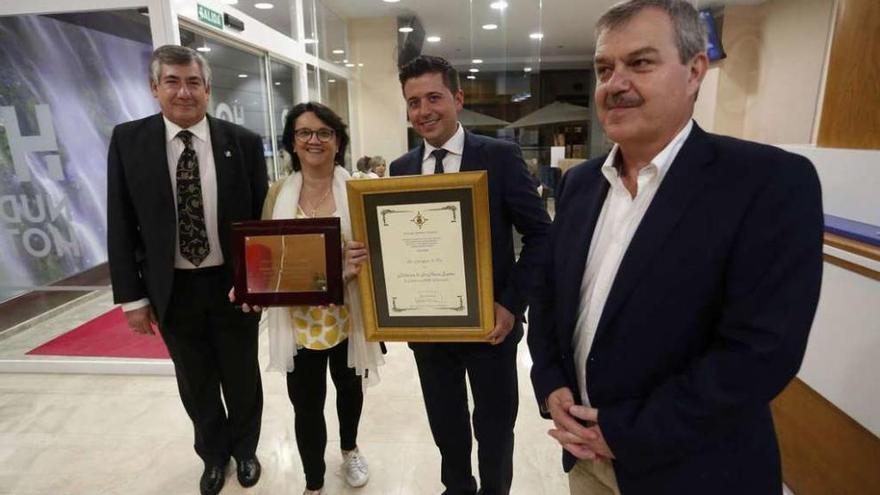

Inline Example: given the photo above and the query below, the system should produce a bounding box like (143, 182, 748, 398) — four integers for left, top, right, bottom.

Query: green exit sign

(197, 4, 224, 31)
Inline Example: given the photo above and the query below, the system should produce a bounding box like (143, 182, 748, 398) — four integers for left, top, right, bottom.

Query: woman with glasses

(258, 101, 384, 495)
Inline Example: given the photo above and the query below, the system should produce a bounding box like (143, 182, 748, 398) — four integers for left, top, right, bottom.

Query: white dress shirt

(572, 120, 694, 406)
(421, 122, 465, 174)
(121, 116, 223, 313)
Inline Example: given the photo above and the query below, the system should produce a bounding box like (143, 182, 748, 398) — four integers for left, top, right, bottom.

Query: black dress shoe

(237, 456, 261, 487)
(200, 463, 227, 495)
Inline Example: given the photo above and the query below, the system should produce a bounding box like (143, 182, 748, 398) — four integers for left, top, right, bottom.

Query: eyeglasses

(294, 128, 335, 143)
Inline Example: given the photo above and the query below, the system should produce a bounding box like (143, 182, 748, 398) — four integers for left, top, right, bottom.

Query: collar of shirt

(422, 122, 465, 163)
(600, 119, 694, 186)
(163, 115, 209, 144)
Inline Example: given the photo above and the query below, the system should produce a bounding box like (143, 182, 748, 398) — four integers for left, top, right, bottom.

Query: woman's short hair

(281, 101, 349, 171)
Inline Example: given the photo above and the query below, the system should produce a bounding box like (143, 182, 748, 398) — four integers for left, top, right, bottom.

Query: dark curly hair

(281, 101, 349, 171)
(398, 55, 460, 94)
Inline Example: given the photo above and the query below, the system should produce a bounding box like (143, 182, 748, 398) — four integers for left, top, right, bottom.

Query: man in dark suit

(527, 2, 823, 494)
(107, 45, 267, 495)
(391, 55, 550, 495)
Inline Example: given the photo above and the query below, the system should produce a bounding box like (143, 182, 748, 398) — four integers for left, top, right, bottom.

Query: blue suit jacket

(390, 131, 550, 338)
(527, 124, 824, 494)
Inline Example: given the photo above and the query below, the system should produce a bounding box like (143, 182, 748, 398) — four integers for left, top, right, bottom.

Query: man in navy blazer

(391, 55, 550, 494)
(527, 2, 823, 494)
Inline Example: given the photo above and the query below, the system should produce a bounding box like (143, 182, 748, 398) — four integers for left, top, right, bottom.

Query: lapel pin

(225, 150, 232, 158)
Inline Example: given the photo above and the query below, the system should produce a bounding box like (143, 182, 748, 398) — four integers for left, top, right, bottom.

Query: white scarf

(266, 167, 384, 387)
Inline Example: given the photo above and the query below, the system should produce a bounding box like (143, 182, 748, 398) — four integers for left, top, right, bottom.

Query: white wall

(347, 17, 408, 163)
(707, 0, 835, 144)
(781, 145, 880, 436)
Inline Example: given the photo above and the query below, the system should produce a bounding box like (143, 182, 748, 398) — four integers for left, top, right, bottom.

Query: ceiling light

(332, 49, 345, 54)
(383, 0, 401, 3)
(523, 67, 533, 72)
(343, 59, 349, 63)
(482, 24, 498, 30)
(254, 2, 274, 9)
(238, 73, 248, 78)
(399, 26, 414, 33)
(426, 36, 442, 43)
(358, 63, 364, 67)
(530, 32, 544, 40)
(328, 79, 336, 83)
(220, 0, 238, 5)
(196, 45, 211, 53)
(469, 68, 479, 73)
(345, 63, 355, 67)
(467, 75, 476, 80)
(490, 1, 508, 10)
(472, 59, 483, 64)
(274, 81, 281, 85)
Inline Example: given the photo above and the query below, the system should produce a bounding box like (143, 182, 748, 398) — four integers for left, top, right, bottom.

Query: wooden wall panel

(771, 378, 880, 495)
(817, 0, 880, 149)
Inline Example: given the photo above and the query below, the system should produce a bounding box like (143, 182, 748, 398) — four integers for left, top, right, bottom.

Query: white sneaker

(341, 449, 369, 487)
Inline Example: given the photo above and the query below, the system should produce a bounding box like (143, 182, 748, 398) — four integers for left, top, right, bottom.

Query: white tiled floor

(0, 296, 569, 495)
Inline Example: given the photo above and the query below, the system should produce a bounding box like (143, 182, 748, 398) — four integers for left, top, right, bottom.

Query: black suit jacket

(107, 113, 268, 325)
(527, 124, 824, 494)
(389, 131, 550, 337)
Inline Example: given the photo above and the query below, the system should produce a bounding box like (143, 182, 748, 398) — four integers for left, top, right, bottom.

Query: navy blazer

(527, 124, 824, 494)
(389, 131, 550, 332)
(107, 113, 268, 325)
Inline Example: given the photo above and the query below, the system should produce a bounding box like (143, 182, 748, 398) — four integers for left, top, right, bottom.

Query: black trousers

(161, 267, 263, 467)
(410, 324, 521, 495)
(287, 341, 363, 491)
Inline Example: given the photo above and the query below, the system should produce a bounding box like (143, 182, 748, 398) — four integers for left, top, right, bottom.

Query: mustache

(605, 93, 644, 109)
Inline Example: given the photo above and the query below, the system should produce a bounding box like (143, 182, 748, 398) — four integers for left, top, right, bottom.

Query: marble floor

(0, 293, 569, 495)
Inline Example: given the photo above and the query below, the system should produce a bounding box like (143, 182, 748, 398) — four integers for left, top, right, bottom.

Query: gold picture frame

(346, 171, 494, 342)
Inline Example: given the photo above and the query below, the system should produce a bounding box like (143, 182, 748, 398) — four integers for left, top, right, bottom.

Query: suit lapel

(460, 131, 485, 172)
(560, 166, 610, 337)
(142, 114, 175, 223)
(595, 125, 716, 338)
(208, 116, 233, 231)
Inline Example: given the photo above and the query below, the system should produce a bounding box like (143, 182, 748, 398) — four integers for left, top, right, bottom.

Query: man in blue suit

(527, 1, 823, 494)
(391, 55, 550, 494)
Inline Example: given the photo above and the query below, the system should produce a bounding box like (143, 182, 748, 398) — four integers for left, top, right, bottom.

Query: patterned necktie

(432, 148, 449, 174)
(176, 130, 210, 266)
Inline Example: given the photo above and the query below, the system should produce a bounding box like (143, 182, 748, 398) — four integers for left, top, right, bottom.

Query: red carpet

(27, 307, 170, 359)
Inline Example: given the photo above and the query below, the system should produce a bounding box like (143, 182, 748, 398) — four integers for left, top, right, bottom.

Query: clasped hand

(546, 387, 615, 460)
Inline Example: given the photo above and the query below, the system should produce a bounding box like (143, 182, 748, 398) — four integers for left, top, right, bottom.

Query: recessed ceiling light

(302, 38, 317, 44)
(469, 68, 479, 73)
(530, 32, 544, 40)
(221, 0, 238, 5)
(254, 2, 274, 9)
(358, 63, 364, 67)
(467, 75, 476, 80)
(426, 36, 442, 43)
(482, 24, 498, 30)
(472, 59, 483, 64)
(238, 73, 248, 78)
(399, 26, 414, 33)
(490, 1, 508, 10)
(332, 49, 345, 54)
(196, 46, 211, 52)
(274, 81, 281, 85)
(383, 0, 400, 3)
(523, 67, 533, 72)
(345, 63, 355, 67)
(328, 79, 336, 83)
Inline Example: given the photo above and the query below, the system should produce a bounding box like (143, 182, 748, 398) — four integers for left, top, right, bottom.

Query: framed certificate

(231, 218, 343, 306)
(347, 171, 494, 342)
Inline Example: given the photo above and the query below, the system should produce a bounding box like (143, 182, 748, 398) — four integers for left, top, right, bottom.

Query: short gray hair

(596, 0, 707, 63)
(149, 45, 212, 86)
